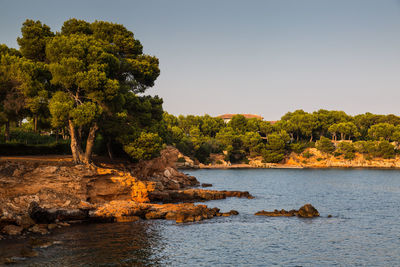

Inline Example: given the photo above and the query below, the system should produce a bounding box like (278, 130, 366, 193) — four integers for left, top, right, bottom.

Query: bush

(261, 149, 285, 163)
(333, 152, 342, 157)
(302, 151, 314, 158)
(316, 157, 323, 161)
(375, 141, 395, 159)
(354, 141, 375, 154)
(344, 152, 356, 160)
(354, 140, 395, 159)
(316, 137, 335, 154)
(290, 142, 306, 154)
(0, 128, 58, 145)
(123, 132, 163, 161)
(216, 160, 223, 164)
(194, 143, 212, 164)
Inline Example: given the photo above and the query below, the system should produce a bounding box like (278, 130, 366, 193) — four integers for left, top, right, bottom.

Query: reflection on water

(1, 221, 164, 266)
(1, 169, 400, 266)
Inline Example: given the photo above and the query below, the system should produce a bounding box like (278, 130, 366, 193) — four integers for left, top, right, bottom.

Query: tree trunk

(68, 120, 84, 164)
(84, 123, 98, 164)
(309, 135, 313, 142)
(340, 133, 344, 140)
(5, 121, 10, 142)
(107, 138, 114, 160)
(34, 116, 38, 133)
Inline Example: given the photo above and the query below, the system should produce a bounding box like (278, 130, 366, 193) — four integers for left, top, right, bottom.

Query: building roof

(217, 114, 264, 120)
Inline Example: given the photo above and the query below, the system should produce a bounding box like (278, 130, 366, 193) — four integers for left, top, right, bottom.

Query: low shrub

(302, 151, 314, 158)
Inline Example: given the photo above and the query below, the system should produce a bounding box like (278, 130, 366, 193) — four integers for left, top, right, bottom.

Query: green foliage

(0, 127, 57, 144)
(316, 137, 335, 154)
(228, 137, 246, 163)
(261, 150, 285, 163)
(368, 123, 395, 141)
(123, 132, 162, 161)
(302, 151, 314, 158)
(328, 122, 360, 140)
(374, 141, 395, 159)
(290, 142, 307, 154)
(17, 19, 54, 62)
(48, 92, 74, 128)
(228, 115, 247, 133)
(354, 140, 395, 159)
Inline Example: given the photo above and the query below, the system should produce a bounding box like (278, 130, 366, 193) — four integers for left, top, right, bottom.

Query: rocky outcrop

(255, 204, 319, 218)
(149, 189, 254, 203)
(0, 146, 252, 237)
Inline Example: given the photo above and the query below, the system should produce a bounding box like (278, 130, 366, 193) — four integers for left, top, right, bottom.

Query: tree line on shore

(1, 19, 399, 164)
(161, 110, 400, 163)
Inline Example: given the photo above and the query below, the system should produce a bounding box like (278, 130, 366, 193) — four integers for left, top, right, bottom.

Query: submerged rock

(255, 204, 319, 218)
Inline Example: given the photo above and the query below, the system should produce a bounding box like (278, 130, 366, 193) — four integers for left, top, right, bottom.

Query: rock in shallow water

(255, 204, 319, 218)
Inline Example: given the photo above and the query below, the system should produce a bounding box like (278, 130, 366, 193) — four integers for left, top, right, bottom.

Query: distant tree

(313, 109, 350, 138)
(353, 112, 381, 138)
(200, 115, 224, 137)
(328, 122, 359, 140)
(368, 123, 396, 141)
(316, 136, 335, 154)
(228, 115, 247, 133)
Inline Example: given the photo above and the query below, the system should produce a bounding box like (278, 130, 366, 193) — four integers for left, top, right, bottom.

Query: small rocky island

(0, 147, 253, 238)
(255, 204, 320, 218)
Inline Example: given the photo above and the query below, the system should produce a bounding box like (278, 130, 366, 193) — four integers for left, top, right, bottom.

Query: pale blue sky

(1, 0, 400, 120)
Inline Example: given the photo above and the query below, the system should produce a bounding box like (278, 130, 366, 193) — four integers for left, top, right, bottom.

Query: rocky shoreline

(0, 147, 253, 241)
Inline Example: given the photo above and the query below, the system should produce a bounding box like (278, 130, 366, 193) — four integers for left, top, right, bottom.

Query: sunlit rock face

(0, 146, 251, 236)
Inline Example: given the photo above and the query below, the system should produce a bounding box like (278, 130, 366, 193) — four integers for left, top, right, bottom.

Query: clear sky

(1, 0, 400, 120)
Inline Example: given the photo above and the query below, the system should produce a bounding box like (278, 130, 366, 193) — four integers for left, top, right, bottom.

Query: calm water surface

(2, 169, 400, 266)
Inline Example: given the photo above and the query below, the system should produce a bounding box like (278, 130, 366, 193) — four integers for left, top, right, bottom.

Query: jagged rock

(149, 189, 254, 203)
(0, 147, 255, 233)
(2, 225, 23, 235)
(145, 210, 167, 220)
(297, 204, 320, 218)
(201, 183, 212, 187)
(255, 204, 319, 218)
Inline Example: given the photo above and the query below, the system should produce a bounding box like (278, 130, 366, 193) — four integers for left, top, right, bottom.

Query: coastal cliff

(0, 147, 252, 238)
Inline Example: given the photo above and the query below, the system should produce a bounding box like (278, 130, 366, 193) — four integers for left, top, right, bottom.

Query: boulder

(297, 204, 320, 218)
